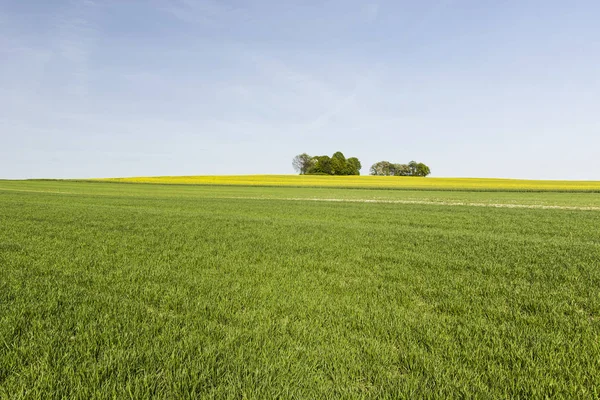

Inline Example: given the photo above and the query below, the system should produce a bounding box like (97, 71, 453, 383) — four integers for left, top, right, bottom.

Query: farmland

(1, 179, 600, 398)
(97, 174, 600, 192)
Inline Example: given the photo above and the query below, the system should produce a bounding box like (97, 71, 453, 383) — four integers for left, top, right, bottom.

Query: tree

(370, 160, 431, 177)
(408, 160, 418, 176)
(294, 152, 361, 175)
(370, 161, 394, 176)
(393, 163, 410, 176)
(292, 153, 314, 175)
(331, 151, 347, 175)
(346, 157, 362, 176)
(310, 155, 333, 175)
(415, 163, 431, 177)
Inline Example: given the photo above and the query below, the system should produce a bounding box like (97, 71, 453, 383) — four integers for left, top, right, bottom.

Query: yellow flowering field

(96, 175, 600, 192)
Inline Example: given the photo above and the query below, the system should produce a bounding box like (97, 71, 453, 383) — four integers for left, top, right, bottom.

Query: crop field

(96, 174, 600, 192)
(1, 179, 600, 398)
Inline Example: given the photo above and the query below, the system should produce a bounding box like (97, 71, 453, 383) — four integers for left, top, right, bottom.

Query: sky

(1, 0, 599, 180)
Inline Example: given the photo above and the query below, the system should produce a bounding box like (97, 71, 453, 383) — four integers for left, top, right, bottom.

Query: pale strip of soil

(226, 196, 600, 211)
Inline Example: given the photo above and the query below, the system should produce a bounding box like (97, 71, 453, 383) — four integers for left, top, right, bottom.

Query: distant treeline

(293, 152, 431, 177)
(370, 161, 431, 177)
(293, 152, 362, 175)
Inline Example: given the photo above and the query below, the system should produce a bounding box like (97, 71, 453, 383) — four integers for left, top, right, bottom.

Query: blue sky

(1, 0, 598, 179)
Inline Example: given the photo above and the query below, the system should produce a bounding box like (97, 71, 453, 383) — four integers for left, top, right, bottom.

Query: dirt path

(227, 196, 600, 211)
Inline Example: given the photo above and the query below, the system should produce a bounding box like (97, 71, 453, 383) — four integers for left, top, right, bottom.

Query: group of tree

(369, 160, 431, 177)
(293, 152, 362, 175)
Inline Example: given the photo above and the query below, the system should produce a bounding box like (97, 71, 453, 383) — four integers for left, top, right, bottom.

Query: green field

(1, 180, 600, 398)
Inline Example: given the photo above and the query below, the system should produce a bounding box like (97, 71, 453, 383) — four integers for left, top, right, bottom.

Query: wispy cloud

(234, 50, 383, 140)
(52, 0, 98, 97)
(159, 0, 248, 26)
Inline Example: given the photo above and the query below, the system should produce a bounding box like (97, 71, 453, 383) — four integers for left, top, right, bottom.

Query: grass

(1, 180, 600, 398)
(93, 174, 600, 192)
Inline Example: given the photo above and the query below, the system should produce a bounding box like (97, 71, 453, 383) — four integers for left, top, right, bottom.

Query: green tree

(331, 152, 347, 175)
(346, 157, 362, 175)
(310, 155, 333, 175)
(371, 160, 430, 176)
(415, 163, 431, 177)
(370, 161, 394, 176)
(301, 151, 361, 175)
(393, 163, 410, 176)
(408, 161, 418, 176)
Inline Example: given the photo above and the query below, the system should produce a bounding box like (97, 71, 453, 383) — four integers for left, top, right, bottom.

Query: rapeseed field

(97, 174, 600, 192)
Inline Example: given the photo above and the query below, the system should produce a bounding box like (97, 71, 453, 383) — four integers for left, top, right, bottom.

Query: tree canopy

(292, 152, 362, 175)
(370, 160, 431, 177)
(292, 153, 314, 175)
(294, 153, 429, 177)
